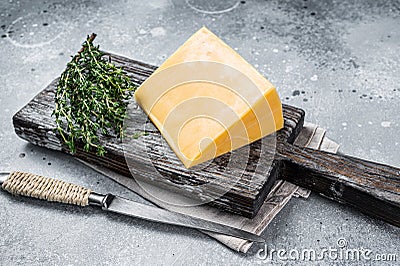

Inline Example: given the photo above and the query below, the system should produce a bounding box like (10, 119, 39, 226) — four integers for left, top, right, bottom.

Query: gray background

(0, 0, 399, 265)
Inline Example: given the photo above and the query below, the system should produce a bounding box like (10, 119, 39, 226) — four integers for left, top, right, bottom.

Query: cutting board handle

(278, 144, 400, 226)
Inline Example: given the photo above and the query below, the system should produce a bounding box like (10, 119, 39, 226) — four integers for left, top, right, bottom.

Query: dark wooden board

(14, 52, 399, 225)
(13, 52, 305, 218)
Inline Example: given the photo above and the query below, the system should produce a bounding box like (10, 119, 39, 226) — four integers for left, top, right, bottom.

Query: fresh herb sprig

(53, 33, 136, 156)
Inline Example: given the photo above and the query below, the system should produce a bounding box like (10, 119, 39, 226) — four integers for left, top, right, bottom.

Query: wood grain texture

(13, 52, 305, 218)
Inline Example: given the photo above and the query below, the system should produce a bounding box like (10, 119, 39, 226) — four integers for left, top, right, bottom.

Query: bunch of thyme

(53, 33, 135, 155)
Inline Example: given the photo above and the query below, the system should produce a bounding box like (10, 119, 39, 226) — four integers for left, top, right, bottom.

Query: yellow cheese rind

(135, 27, 284, 168)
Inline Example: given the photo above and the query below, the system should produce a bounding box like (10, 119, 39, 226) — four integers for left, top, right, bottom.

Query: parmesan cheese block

(134, 27, 284, 168)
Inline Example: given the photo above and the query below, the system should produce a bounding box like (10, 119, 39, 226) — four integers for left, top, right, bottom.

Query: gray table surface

(0, 0, 399, 265)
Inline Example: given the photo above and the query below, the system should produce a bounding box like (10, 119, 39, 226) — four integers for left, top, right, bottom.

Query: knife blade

(0, 171, 265, 243)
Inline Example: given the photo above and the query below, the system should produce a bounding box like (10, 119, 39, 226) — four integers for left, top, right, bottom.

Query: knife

(0, 171, 264, 243)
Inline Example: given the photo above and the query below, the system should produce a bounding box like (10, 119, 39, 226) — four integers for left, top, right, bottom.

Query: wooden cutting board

(13, 52, 400, 225)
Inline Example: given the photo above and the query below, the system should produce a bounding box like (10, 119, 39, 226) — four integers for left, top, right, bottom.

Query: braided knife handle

(0, 171, 92, 206)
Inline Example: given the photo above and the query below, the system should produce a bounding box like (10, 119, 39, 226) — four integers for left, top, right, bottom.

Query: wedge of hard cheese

(134, 27, 284, 168)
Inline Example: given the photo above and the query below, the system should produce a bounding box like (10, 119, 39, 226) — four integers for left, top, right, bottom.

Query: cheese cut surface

(134, 27, 284, 168)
